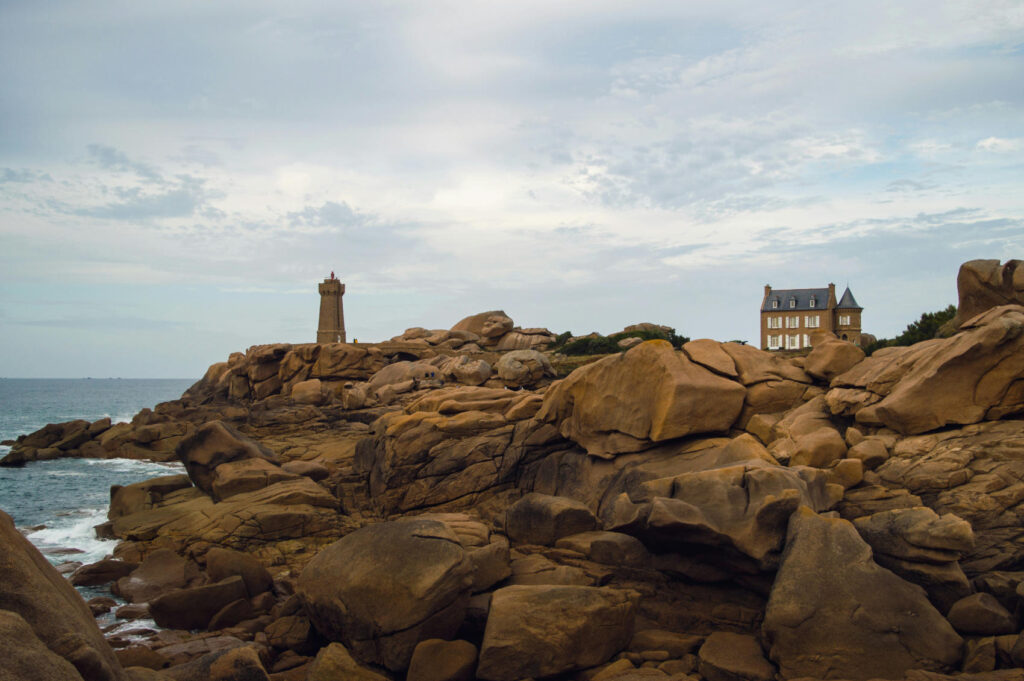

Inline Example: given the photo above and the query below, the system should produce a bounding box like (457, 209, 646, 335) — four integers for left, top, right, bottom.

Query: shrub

(558, 326, 690, 356)
(864, 304, 957, 355)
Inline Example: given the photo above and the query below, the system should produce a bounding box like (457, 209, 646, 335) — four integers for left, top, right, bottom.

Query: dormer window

(809, 296, 816, 308)
(789, 297, 796, 308)
(771, 299, 778, 309)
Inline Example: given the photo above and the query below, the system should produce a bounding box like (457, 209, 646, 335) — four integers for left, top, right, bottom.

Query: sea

(0, 378, 195, 634)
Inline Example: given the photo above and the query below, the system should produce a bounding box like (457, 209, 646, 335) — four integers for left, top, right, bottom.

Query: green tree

(865, 304, 957, 355)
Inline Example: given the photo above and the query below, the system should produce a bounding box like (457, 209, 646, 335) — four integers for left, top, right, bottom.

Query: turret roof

(837, 287, 862, 310)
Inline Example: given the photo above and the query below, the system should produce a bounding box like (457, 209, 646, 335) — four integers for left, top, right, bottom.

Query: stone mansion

(760, 283, 862, 351)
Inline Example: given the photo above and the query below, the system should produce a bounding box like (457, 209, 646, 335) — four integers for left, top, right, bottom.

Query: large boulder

(603, 444, 837, 569)
(476, 585, 636, 681)
(495, 350, 554, 388)
(451, 311, 515, 346)
(538, 340, 746, 457)
(205, 547, 273, 597)
(114, 548, 200, 604)
(853, 507, 974, 611)
(444, 356, 492, 386)
(69, 558, 137, 587)
(804, 340, 865, 382)
(698, 632, 775, 681)
(407, 639, 478, 681)
(176, 421, 279, 496)
(297, 518, 475, 671)
(0, 510, 128, 681)
(763, 507, 962, 679)
(957, 259, 1024, 324)
(149, 576, 249, 630)
(827, 305, 1024, 434)
(305, 643, 389, 681)
(209, 458, 299, 501)
(505, 493, 597, 546)
(109, 475, 193, 520)
(0, 609, 85, 681)
(159, 644, 269, 681)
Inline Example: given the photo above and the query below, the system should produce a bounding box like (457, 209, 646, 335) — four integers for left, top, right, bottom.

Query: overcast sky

(1, 1, 1022, 378)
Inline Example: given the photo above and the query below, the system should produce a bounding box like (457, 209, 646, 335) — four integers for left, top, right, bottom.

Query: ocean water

(0, 378, 195, 633)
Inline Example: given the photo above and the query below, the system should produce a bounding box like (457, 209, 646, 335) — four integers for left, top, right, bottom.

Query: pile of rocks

(5, 259, 1024, 681)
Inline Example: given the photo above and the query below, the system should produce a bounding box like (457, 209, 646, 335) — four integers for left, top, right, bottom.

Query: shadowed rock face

(0, 510, 128, 681)
(296, 518, 475, 671)
(0, 610, 86, 681)
(476, 585, 636, 681)
(763, 507, 962, 680)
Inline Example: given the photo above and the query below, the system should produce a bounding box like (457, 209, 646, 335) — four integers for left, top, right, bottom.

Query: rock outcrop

(0, 510, 128, 681)
(957, 259, 1024, 324)
(827, 305, 1024, 433)
(538, 340, 746, 457)
(14, 270, 1024, 680)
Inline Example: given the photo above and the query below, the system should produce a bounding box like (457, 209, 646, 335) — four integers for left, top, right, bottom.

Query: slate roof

(837, 286, 862, 310)
(761, 288, 830, 312)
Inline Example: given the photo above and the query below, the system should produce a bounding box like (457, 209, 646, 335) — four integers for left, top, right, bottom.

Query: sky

(1, 1, 1023, 378)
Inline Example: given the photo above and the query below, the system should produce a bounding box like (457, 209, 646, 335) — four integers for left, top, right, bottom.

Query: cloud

(0, 168, 51, 183)
(976, 136, 1023, 152)
(52, 173, 217, 221)
(87, 145, 163, 182)
(287, 201, 371, 229)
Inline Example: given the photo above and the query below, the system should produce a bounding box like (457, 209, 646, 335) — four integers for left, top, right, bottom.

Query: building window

(839, 314, 851, 325)
(767, 335, 781, 350)
(789, 297, 796, 308)
(785, 316, 799, 329)
(767, 316, 782, 329)
(785, 334, 800, 349)
(805, 315, 820, 328)
(804, 334, 811, 347)
(771, 299, 778, 309)
(809, 297, 816, 308)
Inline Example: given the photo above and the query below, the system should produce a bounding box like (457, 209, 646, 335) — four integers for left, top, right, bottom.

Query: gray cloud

(87, 145, 163, 183)
(287, 201, 371, 229)
(1, 168, 51, 184)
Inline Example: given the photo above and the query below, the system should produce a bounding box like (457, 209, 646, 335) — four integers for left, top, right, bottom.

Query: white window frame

(767, 316, 782, 329)
(805, 314, 820, 329)
(785, 316, 800, 329)
(767, 334, 781, 350)
(839, 314, 851, 325)
(789, 298, 796, 308)
(809, 297, 816, 308)
(803, 334, 811, 347)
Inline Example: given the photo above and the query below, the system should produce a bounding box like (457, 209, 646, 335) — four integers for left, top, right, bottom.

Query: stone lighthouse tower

(317, 272, 346, 343)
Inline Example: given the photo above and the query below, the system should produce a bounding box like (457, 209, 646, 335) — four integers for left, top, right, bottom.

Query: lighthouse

(316, 272, 346, 343)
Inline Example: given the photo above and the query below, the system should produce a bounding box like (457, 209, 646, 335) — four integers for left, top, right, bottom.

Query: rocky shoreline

(3, 260, 1024, 681)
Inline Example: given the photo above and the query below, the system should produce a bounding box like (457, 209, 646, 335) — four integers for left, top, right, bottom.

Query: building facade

(760, 283, 862, 351)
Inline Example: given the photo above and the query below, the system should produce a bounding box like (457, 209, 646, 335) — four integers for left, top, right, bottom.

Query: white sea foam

(83, 458, 185, 474)
(28, 507, 117, 565)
